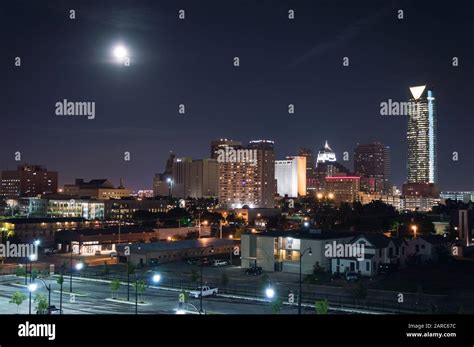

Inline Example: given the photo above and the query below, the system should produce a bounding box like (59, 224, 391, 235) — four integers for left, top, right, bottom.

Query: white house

(330, 233, 406, 277)
(406, 235, 449, 264)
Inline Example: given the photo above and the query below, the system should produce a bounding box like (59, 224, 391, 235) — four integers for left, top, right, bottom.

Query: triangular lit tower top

(409, 85, 427, 100)
(317, 140, 337, 163)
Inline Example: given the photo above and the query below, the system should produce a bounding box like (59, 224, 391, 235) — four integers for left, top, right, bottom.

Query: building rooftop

(250, 228, 357, 240)
(116, 237, 238, 253)
(4, 217, 86, 224)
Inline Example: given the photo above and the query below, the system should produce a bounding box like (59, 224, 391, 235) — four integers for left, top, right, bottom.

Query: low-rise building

(241, 229, 355, 274)
(116, 238, 238, 267)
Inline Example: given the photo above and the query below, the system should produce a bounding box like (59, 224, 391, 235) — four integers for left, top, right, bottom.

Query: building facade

(354, 142, 391, 194)
(275, 156, 306, 198)
(218, 140, 276, 208)
(325, 174, 360, 205)
(64, 179, 130, 200)
(0, 164, 58, 198)
(407, 85, 437, 185)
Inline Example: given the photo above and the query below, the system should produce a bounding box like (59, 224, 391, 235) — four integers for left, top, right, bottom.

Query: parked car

(201, 258, 211, 266)
(345, 271, 359, 282)
(95, 250, 102, 256)
(212, 260, 228, 267)
(186, 258, 199, 265)
(378, 263, 398, 275)
(245, 266, 263, 276)
(189, 286, 218, 298)
(44, 248, 57, 256)
(45, 305, 62, 315)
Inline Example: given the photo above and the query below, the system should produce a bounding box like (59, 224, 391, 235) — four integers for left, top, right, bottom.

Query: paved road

(0, 275, 312, 315)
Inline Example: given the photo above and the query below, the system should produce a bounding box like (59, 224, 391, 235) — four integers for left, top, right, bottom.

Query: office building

(298, 148, 317, 195)
(275, 156, 306, 197)
(314, 141, 350, 192)
(0, 164, 58, 198)
(354, 142, 391, 194)
(325, 174, 360, 205)
(211, 139, 243, 159)
(440, 191, 474, 203)
(218, 140, 276, 208)
(64, 179, 130, 200)
(406, 85, 437, 185)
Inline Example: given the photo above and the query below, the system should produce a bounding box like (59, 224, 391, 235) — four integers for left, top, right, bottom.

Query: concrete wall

(256, 236, 275, 272)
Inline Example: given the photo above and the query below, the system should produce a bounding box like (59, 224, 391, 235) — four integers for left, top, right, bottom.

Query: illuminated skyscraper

(407, 85, 437, 184)
(275, 156, 307, 198)
(218, 140, 276, 208)
(354, 142, 391, 194)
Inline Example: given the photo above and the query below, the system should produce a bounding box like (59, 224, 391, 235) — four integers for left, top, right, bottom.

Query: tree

(111, 279, 121, 299)
(31, 268, 39, 281)
(314, 300, 329, 314)
(10, 291, 26, 314)
(15, 266, 26, 277)
(190, 268, 199, 284)
(34, 294, 48, 314)
(271, 299, 283, 314)
(132, 280, 146, 302)
(221, 272, 229, 293)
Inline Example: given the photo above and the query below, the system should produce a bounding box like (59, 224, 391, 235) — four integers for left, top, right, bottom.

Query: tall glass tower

(407, 85, 437, 184)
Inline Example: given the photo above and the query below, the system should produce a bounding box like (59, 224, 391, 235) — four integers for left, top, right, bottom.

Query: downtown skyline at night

(2, 0, 473, 191)
(1, 1, 473, 345)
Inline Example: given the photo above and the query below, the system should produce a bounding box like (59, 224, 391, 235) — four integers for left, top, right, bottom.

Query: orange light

(317, 193, 323, 199)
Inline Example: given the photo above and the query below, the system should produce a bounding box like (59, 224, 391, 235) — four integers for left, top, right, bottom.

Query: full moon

(113, 45, 128, 61)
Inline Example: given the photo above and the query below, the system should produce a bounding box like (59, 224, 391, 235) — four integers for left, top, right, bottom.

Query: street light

(298, 247, 312, 314)
(265, 287, 275, 300)
(28, 253, 38, 284)
(70, 259, 83, 293)
(411, 225, 418, 238)
(28, 283, 38, 314)
(135, 271, 161, 314)
(199, 245, 214, 313)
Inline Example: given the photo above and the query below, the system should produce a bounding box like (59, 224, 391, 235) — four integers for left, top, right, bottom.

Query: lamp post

(59, 265, 64, 314)
(28, 283, 38, 315)
(36, 278, 52, 313)
(199, 245, 214, 313)
(411, 225, 418, 239)
(70, 261, 83, 293)
(298, 247, 312, 315)
(135, 271, 161, 314)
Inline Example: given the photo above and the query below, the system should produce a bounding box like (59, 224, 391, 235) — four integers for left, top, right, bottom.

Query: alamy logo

(0, 241, 38, 258)
(379, 99, 421, 118)
(18, 322, 56, 340)
(55, 99, 95, 119)
(216, 146, 257, 166)
(324, 241, 365, 261)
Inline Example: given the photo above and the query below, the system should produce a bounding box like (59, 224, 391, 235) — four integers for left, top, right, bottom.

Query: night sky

(2, 0, 473, 191)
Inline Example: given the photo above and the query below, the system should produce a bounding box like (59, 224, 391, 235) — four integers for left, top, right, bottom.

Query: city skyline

(2, 0, 472, 191)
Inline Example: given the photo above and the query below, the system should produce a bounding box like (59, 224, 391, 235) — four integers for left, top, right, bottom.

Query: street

(0, 274, 313, 315)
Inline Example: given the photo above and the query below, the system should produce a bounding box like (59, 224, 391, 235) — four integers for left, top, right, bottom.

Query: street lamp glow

(75, 262, 84, 271)
(303, 222, 309, 227)
(328, 193, 335, 199)
(28, 283, 38, 292)
(33, 240, 40, 246)
(152, 274, 161, 283)
(113, 45, 128, 61)
(29, 253, 37, 261)
(265, 287, 275, 299)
